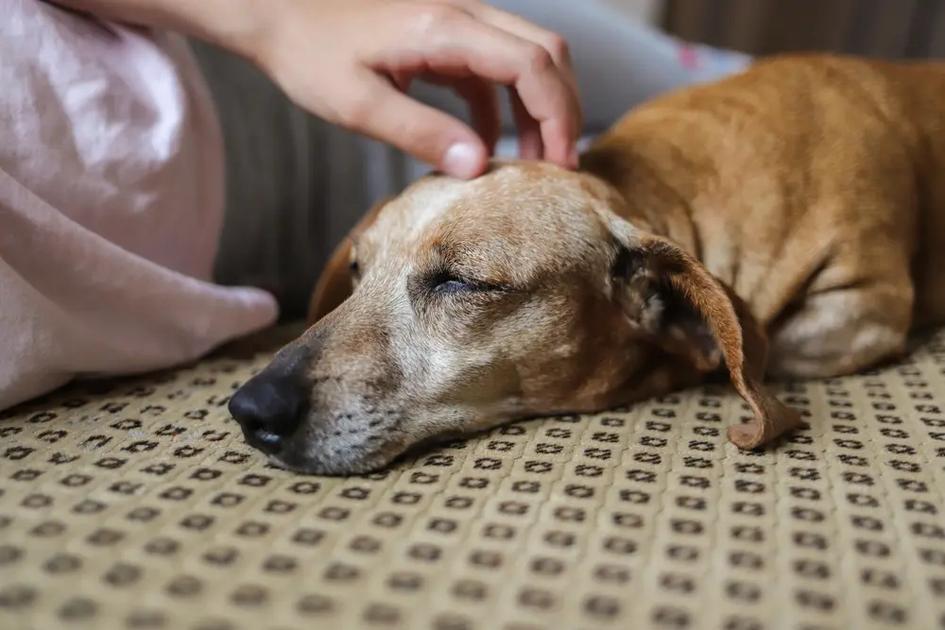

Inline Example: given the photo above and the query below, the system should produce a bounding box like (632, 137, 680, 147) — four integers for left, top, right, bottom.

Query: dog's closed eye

(433, 277, 473, 294)
(430, 271, 488, 295)
(427, 269, 509, 296)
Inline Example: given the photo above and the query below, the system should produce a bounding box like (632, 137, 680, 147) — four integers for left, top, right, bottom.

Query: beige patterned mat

(2, 326, 945, 630)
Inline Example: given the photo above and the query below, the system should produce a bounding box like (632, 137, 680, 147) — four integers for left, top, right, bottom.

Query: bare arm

(54, 0, 261, 56)
(55, 0, 583, 179)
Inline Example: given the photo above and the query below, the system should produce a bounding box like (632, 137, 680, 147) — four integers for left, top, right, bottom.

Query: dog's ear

(307, 199, 387, 324)
(611, 228, 802, 449)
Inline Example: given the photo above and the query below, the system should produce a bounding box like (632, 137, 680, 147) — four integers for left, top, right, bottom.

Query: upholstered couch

(3, 3, 942, 630)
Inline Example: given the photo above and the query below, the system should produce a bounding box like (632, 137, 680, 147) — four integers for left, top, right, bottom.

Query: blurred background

(634, 0, 945, 57)
(607, 0, 945, 58)
(201, 0, 945, 318)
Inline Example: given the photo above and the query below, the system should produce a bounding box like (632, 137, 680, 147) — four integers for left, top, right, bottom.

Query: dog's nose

(228, 374, 306, 454)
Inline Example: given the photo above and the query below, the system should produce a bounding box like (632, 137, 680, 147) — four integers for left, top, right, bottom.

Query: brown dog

(228, 54, 945, 474)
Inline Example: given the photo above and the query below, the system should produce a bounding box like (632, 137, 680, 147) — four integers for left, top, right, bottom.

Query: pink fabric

(0, 2, 278, 410)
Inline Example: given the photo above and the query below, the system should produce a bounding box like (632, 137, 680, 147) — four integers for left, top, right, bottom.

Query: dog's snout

(229, 373, 306, 454)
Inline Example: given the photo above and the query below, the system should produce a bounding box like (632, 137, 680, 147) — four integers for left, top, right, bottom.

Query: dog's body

(585, 55, 945, 377)
(229, 55, 945, 474)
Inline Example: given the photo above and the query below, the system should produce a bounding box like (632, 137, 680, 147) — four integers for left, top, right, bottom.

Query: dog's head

(229, 162, 799, 474)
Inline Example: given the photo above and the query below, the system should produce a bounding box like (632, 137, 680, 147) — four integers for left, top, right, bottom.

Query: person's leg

(489, 0, 751, 130)
(0, 4, 275, 411)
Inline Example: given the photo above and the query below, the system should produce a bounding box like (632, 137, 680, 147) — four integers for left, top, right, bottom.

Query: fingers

(413, 8, 581, 168)
(340, 70, 489, 179)
(452, 77, 500, 155)
(465, 2, 577, 80)
(424, 74, 500, 155)
(507, 88, 542, 159)
(321, 1, 581, 174)
(436, 0, 583, 162)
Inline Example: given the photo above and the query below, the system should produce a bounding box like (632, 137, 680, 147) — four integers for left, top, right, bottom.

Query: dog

(228, 54, 945, 475)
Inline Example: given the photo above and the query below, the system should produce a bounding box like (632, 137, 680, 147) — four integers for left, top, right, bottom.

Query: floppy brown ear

(614, 232, 803, 449)
(307, 199, 387, 324)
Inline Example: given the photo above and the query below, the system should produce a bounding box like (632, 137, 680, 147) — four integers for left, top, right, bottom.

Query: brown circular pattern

(0, 327, 944, 629)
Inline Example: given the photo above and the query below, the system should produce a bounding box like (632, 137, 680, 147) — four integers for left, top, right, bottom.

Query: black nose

(228, 373, 307, 454)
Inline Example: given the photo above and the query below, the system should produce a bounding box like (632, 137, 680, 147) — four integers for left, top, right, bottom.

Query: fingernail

(443, 142, 482, 179)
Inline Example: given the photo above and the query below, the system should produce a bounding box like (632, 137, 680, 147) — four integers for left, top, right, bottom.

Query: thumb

(340, 74, 489, 179)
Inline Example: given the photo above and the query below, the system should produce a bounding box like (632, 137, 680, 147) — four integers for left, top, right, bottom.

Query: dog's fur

(241, 55, 945, 474)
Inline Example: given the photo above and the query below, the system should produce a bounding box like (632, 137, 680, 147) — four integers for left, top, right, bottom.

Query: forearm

(52, 0, 266, 59)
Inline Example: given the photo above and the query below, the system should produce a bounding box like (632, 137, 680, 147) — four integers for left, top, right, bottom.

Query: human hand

(250, 0, 583, 178)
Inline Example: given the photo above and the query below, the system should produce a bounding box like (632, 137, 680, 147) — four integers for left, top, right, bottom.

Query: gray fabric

(193, 1, 750, 318)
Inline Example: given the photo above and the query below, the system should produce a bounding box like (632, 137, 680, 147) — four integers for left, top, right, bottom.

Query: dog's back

(584, 54, 945, 377)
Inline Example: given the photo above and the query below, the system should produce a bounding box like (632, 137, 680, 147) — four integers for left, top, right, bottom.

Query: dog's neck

(580, 146, 702, 259)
